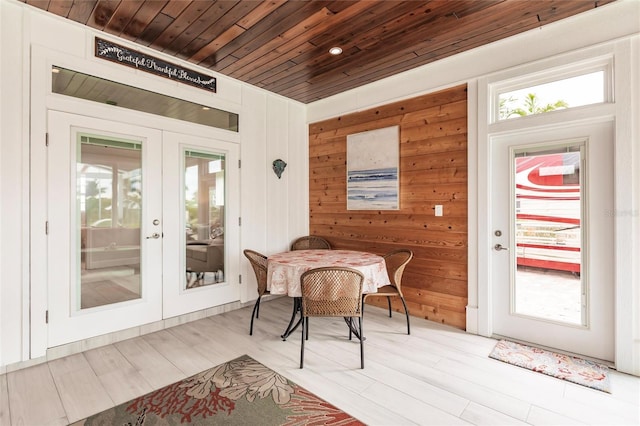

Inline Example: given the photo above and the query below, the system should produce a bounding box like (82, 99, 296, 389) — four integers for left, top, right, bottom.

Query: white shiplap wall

(0, 0, 307, 370)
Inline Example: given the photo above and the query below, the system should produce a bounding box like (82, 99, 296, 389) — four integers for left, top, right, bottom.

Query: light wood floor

(1, 297, 638, 425)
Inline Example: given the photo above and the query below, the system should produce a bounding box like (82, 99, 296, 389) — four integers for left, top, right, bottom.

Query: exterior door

(47, 112, 240, 347)
(48, 111, 163, 346)
(490, 121, 614, 361)
(161, 131, 240, 318)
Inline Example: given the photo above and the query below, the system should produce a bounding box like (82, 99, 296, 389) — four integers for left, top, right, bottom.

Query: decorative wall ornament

(272, 159, 287, 179)
(95, 37, 216, 92)
(347, 125, 400, 210)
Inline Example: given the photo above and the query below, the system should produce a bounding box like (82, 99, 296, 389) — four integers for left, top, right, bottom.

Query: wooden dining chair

(299, 267, 365, 369)
(290, 235, 331, 251)
(363, 249, 413, 334)
(243, 249, 269, 335)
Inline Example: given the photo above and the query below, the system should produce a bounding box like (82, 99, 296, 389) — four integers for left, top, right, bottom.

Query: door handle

(146, 233, 160, 239)
(494, 244, 509, 251)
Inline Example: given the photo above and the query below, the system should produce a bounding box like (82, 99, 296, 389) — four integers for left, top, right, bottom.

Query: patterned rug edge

(72, 354, 365, 425)
(489, 339, 611, 393)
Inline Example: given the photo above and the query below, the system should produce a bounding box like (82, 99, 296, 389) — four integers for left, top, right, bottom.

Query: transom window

(490, 58, 612, 123)
(52, 66, 239, 132)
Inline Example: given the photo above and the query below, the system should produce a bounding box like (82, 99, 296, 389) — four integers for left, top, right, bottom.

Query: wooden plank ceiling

(22, 0, 613, 104)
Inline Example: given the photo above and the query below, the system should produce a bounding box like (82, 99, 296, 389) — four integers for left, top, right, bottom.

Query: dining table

(266, 249, 391, 340)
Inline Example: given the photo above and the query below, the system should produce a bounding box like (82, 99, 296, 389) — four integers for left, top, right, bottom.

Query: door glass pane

(185, 150, 225, 289)
(513, 144, 584, 325)
(77, 135, 142, 310)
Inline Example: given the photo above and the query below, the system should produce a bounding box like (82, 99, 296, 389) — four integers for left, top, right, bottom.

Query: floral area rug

(489, 339, 610, 393)
(73, 354, 364, 425)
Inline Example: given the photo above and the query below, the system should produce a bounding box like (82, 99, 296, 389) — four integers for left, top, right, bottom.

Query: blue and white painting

(347, 126, 399, 210)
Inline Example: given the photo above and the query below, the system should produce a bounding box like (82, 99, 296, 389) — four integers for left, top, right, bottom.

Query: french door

(490, 121, 614, 361)
(162, 131, 240, 319)
(47, 111, 239, 347)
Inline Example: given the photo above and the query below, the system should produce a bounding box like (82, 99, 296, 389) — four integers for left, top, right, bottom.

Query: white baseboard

(4, 299, 254, 374)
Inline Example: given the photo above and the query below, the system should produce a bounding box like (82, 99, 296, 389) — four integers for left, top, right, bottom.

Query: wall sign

(95, 37, 216, 93)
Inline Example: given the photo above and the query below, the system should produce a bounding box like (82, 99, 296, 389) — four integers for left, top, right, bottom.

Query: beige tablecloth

(267, 249, 390, 297)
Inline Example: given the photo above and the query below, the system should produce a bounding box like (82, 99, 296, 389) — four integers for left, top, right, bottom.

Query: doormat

(71, 354, 364, 425)
(489, 339, 611, 393)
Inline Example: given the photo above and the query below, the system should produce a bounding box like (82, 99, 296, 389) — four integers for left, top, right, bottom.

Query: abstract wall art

(346, 125, 399, 210)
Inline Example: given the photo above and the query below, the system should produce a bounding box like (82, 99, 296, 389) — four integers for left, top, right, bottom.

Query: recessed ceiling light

(329, 46, 343, 55)
(202, 106, 210, 111)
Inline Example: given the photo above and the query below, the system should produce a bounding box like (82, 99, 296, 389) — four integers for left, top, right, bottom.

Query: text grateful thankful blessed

(95, 38, 216, 92)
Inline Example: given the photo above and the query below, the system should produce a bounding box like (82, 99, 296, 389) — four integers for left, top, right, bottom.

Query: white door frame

(29, 47, 241, 359)
(473, 40, 640, 374)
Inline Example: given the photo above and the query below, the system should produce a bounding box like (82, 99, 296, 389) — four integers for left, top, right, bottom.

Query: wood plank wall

(308, 84, 468, 329)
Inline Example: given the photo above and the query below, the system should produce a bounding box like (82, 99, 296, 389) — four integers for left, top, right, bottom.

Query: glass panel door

(162, 131, 239, 319)
(47, 112, 240, 347)
(491, 121, 614, 361)
(47, 111, 163, 347)
(77, 136, 142, 309)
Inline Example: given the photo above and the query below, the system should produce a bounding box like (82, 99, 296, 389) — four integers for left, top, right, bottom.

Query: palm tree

(500, 93, 569, 119)
(85, 179, 111, 225)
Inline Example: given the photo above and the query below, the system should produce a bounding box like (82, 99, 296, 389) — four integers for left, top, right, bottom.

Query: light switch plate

(435, 205, 443, 216)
